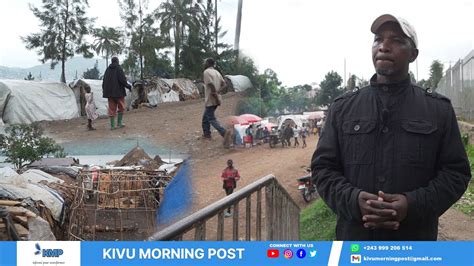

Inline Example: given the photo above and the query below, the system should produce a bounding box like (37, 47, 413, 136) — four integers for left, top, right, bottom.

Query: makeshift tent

(277, 114, 308, 130)
(162, 78, 200, 100)
(69, 79, 133, 117)
(129, 77, 200, 108)
(0, 80, 79, 124)
(0, 173, 65, 222)
(225, 75, 253, 92)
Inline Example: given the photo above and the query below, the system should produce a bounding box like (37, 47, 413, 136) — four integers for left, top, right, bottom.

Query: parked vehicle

(268, 126, 283, 148)
(297, 171, 317, 203)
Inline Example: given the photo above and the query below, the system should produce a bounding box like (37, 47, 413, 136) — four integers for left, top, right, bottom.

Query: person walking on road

(202, 58, 229, 142)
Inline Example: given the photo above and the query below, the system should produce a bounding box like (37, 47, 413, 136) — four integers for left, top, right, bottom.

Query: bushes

(0, 123, 65, 169)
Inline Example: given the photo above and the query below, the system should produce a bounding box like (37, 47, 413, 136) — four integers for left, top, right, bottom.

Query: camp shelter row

(0, 75, 251, 125)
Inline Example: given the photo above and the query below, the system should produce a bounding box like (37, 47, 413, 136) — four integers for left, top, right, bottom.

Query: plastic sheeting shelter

(277, 114, 308, 130)
(129, 77, 200, 108)
(0, 170, 65, 222)
(225, 75, 253, 92)
(0, 80, 79, 124)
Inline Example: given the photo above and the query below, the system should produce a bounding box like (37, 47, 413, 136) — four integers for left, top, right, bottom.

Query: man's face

(372, 22, 418, 81)
(227, 160, 233, 167)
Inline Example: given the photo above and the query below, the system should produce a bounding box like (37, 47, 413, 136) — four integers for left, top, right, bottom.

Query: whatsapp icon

(350, 244, 360, 253)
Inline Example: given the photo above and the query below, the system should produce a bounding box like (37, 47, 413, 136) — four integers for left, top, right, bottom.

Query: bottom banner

(1, 241, 473, 266)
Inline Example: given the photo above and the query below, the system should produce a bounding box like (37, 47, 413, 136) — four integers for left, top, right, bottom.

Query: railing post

(256, 189, 262, 241)
(232, 202, 239, 240)
(265, 182, 274, 240)
(295, 204, 300, 240)
(194, 221, 206, 240)
(245, 196, 251, 241)
(217, 211, 224, 240)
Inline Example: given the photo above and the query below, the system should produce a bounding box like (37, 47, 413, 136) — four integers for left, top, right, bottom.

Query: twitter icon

(309, 250, 317, 257)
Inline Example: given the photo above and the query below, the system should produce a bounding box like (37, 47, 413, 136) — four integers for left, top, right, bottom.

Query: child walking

(85, 85, 98, 130)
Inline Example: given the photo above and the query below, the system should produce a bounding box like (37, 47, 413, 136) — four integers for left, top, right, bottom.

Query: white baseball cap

(371, 14, 418, 48)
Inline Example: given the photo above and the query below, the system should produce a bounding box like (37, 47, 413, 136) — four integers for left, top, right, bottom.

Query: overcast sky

(0, 0, 472, 86)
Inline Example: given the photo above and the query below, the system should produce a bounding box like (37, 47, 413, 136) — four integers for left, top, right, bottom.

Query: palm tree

(92, 27, 123, 68)
(155, 0, 202, 76)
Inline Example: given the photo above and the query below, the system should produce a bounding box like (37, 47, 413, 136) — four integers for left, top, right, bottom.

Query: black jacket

(311, 75, 471, 240)
(102, 62, 131, 98)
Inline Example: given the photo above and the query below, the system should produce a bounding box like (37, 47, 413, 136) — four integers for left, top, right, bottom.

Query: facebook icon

(296, 249, 306, 259)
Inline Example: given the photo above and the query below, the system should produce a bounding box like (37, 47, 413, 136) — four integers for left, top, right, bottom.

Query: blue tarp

(156, 159, 192, 226)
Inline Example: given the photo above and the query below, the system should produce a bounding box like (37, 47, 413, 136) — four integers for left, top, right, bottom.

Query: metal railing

(149, 174, 300, 241)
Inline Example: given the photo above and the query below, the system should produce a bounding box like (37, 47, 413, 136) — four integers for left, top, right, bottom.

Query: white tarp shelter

(0, 170, 65, 222)
(225, 75, 253, 92)
(277, 114, 308, 130)
(162, 78, 200, 99)
(129, 78, 200, 108)
(0, 80, 79, 124)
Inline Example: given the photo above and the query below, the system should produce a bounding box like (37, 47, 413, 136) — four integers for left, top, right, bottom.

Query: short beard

(376, 68, 396, 76)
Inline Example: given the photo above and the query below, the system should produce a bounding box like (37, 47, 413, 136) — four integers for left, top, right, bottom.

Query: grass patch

(300, 198, 337, 240)
(454, 144, 474, 218)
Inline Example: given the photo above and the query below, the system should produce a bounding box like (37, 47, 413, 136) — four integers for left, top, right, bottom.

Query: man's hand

(367, 191, 408, 222)
(359, 191, 399, 230)
(358, 191, 383, 216)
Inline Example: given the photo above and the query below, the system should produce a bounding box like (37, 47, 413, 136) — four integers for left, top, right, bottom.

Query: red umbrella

(225, 115, 249, 125)
(239, 113, 262, 123)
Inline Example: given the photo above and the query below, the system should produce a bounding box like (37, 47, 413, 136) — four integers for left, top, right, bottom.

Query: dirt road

(42, 93, 474, 240)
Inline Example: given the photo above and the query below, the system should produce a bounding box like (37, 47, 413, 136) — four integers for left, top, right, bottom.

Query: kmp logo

(35, 243, 64, 258)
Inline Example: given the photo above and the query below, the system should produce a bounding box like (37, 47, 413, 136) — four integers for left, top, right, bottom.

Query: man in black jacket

(102, 57, 131, 130)
(311, 14, 471, 240)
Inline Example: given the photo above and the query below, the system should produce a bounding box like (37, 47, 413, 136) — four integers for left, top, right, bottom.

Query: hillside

(0, 57, 107, 82)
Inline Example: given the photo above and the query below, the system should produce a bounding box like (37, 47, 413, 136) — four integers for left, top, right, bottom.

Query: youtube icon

(267, 249, 279, 258)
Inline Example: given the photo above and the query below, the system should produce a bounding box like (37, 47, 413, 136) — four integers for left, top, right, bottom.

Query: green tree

(180, 0, 230, 79)
(428, 60, 444, 89)
(0, 123, 65, 169)
(316, 71, 343, 107)
(119, 0, 147, 79)
(92, 27, 123, 68)
(156, 0, 202, 76)
(119, 0, 171, 79)
(237, 96, 265, 117)
(22, 0, 94, 83)
(24, 72, 35, 81)
(83, 60, 101, 79)
(140, 15, 173, 78)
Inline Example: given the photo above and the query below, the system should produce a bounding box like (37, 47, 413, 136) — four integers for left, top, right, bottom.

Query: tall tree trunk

(234, 0, 243, 60)
(174, 21, 180, 77)
(60, 0, 70, 83)
(215, 0, 218, 55)
(139, 0, 144, 80)
(60, 58, 66, 83)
